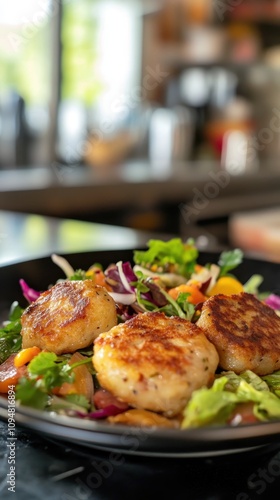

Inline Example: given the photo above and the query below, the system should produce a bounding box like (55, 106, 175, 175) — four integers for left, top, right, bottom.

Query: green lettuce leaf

(182, 377, 238, 428)
(224, 370, 270, 393)
(262, 371, 280, 398)
(236, 380, 280, 421)
(133, 238, 198, 278)
(182, 370, 280, 428)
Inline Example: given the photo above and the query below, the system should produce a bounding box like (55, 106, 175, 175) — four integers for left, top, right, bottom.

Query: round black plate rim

(1, 395, 280, 457)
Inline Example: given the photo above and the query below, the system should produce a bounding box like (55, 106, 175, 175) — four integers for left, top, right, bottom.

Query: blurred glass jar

(148, 105, 195, 174)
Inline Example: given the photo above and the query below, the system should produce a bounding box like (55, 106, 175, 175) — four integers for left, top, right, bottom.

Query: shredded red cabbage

(200, 278, 212, 295)
(75, 405, 127, 420)
(142, 279, 168, 307)
(19, 279, 41, 303)
(121, 261, 138, 283)
(265, 294, 280, 311)
(116, 303, 137, 321)
(105, 261, 137, 294)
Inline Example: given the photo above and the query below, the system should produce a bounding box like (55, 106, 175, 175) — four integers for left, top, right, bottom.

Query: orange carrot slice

(168, 284, 206, 305)
(14, 347, 41, 368)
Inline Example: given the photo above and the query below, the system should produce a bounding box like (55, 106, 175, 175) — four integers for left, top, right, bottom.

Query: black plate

(1, 250, 280, 457)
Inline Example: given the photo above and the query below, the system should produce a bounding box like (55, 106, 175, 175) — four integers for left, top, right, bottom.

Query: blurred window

(0, 0, 53, 166)
(0, 0, 142, 168)
(58, 0, 141, 164)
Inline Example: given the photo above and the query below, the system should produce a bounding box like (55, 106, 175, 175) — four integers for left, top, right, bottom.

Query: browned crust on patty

(21, 280, 117, 354)
(197, 292, 280, 375)
(95, 311, 208, 375)
(93, 311, 219, 415)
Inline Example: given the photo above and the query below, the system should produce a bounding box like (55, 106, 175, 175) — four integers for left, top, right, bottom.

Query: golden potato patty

(197, 292, 280, 375)
(21, 280, 117, 354)
(93, 311, 219, 416)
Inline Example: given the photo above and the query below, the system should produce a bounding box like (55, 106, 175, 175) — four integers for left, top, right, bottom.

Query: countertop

(1, 162, 280, 222)
(0, 210, 171, 267)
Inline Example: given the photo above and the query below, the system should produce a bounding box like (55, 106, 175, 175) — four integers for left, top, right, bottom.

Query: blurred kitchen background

(1, 0, 280, 259)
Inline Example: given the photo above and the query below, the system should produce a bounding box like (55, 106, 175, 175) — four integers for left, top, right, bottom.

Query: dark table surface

(1, 211, 280, 500)
(1, 419, 280, 500)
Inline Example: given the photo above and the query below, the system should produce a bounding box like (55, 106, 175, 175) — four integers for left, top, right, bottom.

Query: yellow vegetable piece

(208, 276, 243, 296)
(108, 409, 179, 428)
(14, 346, 41, 368)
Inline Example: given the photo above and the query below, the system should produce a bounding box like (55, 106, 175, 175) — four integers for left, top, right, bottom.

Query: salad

(1, 237, 280, 429)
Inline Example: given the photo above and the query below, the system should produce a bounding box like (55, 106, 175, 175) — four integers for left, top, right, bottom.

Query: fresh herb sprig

(133, 272, 195, 321)
(16, 351, 92, 410)
(0, 302, 23, 364)
(218, 249, 244, 277)
(69, 269, 90, 281)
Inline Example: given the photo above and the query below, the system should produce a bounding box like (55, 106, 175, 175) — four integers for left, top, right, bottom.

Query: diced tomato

(228, 402, 259, 425)
(93, 388, 129, 411)
(86, 267, 112, 291)
(0, 354, 26, 393)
